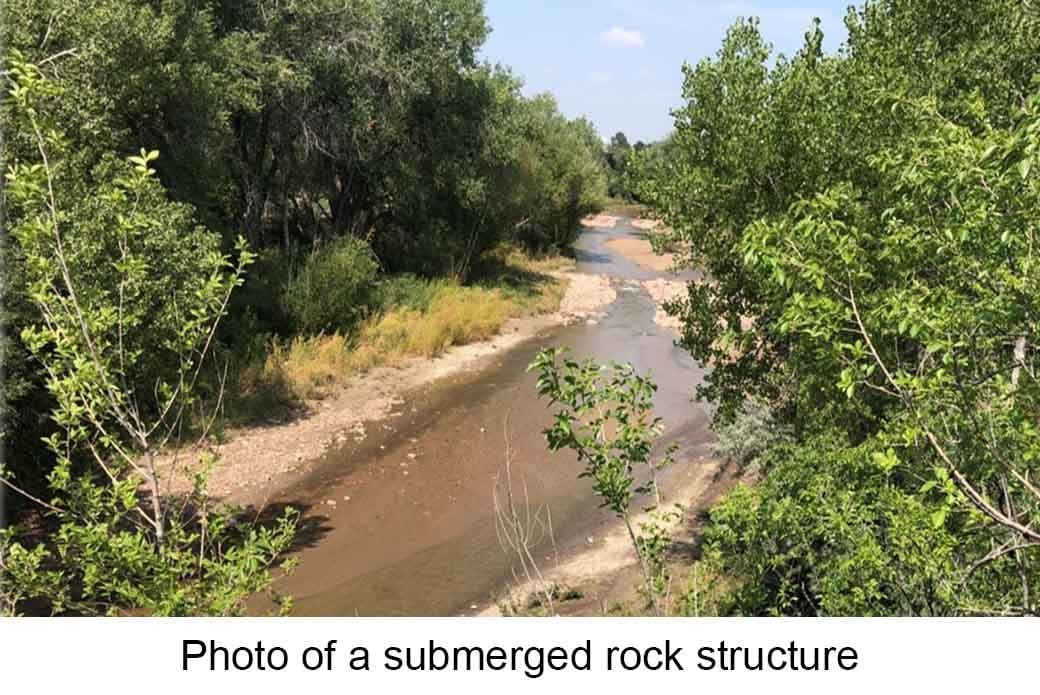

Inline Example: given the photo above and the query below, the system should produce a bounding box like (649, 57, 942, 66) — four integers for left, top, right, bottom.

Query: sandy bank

(604, 236, 676, 273)
(631, 218, 661, 231)
(164, 271, 616, 504)
(477, 453, 741, 617)
(641, 278, 687, 334)
(581, 214, 620, 229)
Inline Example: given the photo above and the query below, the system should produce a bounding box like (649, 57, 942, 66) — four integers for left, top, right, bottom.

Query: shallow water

(276, 222, 714, 616)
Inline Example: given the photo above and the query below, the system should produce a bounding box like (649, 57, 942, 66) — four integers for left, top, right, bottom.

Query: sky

(480, 1, 853, 143)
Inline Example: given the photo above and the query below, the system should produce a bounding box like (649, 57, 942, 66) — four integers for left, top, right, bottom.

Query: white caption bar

(0, 618, 1034, 693)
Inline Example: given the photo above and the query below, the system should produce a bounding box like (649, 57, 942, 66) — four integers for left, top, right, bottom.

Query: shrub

(703, 436, 961, 616)
(712, 406, 792, 469)
(371, 273, 439, 313)
(2, 59, 297, 615)
(227, 248, 295, 338)
(282, 237, 378, 335)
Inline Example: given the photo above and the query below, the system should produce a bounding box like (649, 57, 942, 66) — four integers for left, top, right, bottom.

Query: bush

(371, 273, 439, 313)
(226, 248, 295, 339)
(703, 436, 961, 616)
(282, 237, 379, 335)
(712, 406, 792, 469)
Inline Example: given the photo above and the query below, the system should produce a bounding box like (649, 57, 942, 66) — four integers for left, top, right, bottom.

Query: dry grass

(360, 285, 516, 359)
(263, 334, 354, 401)
(248, 253, 568, 404)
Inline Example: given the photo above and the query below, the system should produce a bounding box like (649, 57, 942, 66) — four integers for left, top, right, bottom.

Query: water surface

(277, 221, 712, 615)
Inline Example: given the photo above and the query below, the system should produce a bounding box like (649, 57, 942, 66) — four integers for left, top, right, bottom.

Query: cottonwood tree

(739, 95, 1040, 613)
(633, 1, 1040, 615)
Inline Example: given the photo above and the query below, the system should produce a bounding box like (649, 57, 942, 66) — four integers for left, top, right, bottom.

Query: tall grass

(232, 251, 569, 409)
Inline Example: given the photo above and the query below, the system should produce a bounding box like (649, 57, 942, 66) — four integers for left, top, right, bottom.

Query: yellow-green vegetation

(251, 250, 569, 403)
(602, 199, 648, 219)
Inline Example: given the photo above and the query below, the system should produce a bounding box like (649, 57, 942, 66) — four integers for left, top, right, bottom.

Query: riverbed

(270, 219, 715, 616)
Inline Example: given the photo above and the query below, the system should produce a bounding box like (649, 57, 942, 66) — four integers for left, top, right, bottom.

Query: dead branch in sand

(492, 412, 560, 615)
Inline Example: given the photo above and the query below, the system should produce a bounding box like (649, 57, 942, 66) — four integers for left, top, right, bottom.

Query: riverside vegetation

(0, 0, 606, 615)
(615, 0, 1040, 616)
(4, 0, 1040, 618)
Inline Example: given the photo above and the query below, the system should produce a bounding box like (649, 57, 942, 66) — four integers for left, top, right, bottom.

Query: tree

(633, 0, 1040, 615)
(606, 131, 633, 199)
(0, 55, 296, 616)
(737, 94, 1040, 614)
(529, 348, 678, 614)
(509, 96, 607, 252)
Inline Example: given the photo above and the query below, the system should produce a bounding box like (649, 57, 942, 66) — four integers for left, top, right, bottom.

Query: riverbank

(164, 265, 616, 504)
(479, 453, 744, 617)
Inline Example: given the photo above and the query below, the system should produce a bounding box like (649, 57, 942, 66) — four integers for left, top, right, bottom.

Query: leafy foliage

(529, 348, 678, 613)
(1, 55, 297, 616)
(634, 0, 1040, 615)
(705, 435, 961, 616)
(282, 237, 379, 335)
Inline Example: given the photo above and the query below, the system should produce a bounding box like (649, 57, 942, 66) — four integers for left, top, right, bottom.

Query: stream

(275, 219, 714, 616)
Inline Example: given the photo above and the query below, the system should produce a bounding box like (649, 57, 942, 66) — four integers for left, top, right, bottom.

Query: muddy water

(275, 221, 713, 616)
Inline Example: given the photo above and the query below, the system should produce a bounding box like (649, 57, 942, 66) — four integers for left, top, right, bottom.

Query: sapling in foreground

(529, 347, 679, 614)
(0, 54, 297, 615)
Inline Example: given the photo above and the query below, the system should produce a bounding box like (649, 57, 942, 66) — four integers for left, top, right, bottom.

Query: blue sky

(480, 1, 854, 142)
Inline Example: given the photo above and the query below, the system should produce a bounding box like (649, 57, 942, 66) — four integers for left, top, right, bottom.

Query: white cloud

(588, 71, 613, 85)
(599, 26, 645, 48)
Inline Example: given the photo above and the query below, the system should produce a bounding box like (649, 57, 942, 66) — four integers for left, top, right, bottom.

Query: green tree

(0, 56, 296, 616)
(509, 96, 607, 251)
(633, 1, 1040, 615)
(606, 131, 632, 199)
(529, 348, 678, 614)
